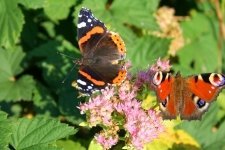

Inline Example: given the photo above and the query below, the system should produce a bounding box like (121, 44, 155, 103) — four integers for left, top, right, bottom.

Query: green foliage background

(0, 0, 225, 149)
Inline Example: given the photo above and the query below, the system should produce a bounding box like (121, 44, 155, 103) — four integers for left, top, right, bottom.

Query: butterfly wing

(152, 71, 179, 119)
(180, 73, 225, 120)
(90, 31, 126, 84)
(77, 8, 107, 54)
(76, 8, 126, 94)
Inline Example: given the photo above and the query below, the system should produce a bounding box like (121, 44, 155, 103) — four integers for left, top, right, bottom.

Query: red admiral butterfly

(75, 8, 127, 95)
(152, 71, 225, 120)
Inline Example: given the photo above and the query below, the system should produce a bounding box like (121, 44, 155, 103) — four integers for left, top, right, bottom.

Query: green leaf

(145, 129, 200, 150)
(174, 12, 219, 74)
(0, 75, 35, 101)
(75, 0, 159, 29)
(0, 47, 24, 76)
(18, 0, 45, 9)
(73, 0, 160, 50)
(128, 35, 170, 72)
(0, 0, 24, 48)
(29, 40, 79, 89)
(58, 88, 85, 124)
(44, 0, 75, 22)
(88, 140, 103, 150)
(57, 139, 86, 150)
(0, 47, 36, 101)
(32, 82, 60, 117)
(10, 117, 76, 150)
(177, 103, 225, 149)
(29, 40, 84, 124)
(0, 111, 14, 150)
(110, 0, 159, 29)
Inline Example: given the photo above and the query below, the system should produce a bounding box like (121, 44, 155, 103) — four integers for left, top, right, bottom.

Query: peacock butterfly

(151, 71, 225, 120)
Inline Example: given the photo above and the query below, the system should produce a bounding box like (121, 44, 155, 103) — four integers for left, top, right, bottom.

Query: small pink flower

(78, 88, 115, 126)
(77, 59, 166, 149)
(150, 58, 171, 72)
(95, 132, 119, 149)
(124, 108, 164, 150)
(134, 58, 171, 90)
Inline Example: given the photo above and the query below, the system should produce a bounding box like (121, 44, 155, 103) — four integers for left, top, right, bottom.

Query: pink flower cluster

(78, 59, 171, 149)
(135, 58, 171, 89)
(95, 126, 119, 149)
(79, 88, 115, 126)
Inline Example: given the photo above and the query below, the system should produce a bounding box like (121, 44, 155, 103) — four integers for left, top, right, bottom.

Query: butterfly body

(75, 8, 127, 95)
(152, 72, 225, 120)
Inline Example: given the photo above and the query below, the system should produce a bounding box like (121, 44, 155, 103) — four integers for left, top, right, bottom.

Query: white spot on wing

(87, 19, 92, 22)
(77, 79, 87, 86)
(209, 73, 223, 86)
(87, 86, 93, 89)
(78, 14, 82, 17)
(77, 22, 86, 28)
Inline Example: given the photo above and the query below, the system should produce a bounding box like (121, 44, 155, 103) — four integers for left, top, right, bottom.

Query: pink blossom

(77, 59, 166, 149)
(134, 58, 171, 89)
(150, 58, 171, 72)
(124, 108, 164, 150)
(78, 88, 115, 126)
(95, 132, 119, 149)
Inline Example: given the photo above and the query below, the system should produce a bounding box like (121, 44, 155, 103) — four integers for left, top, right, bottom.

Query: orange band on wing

(78, 26, 105, 47)
(110, 32, 126, 54)
(112, 69, 127, 85)
(79, 70, 105, 86)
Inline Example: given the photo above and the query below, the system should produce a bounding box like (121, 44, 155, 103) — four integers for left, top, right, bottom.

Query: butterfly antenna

(57, 51, 77, 60)
(61, 64, 77, 83)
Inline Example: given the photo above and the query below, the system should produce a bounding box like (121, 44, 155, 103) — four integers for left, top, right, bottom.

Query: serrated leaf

(73, 0, 160, 50)
(110, 0, 159, 29)
(75, 0, 159, 29)
(18, 0, 45, 9)
(0, 48, 36, 101)
(177, 103, 225, 149)
(44, 0, 75, 22)
(0, 0, 24, 48)
(0, 47, 24, 76)
(174, 35, 218, 74)
(174, 12, 219, 74)
(10, 117, 76, 150)
(128, 35, 170, 72)
(0, 111, 14, 150)
(57, 140, 86, 150)
(0, 75, 35, 101)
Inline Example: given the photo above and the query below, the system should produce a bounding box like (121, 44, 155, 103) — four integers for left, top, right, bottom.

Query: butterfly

(151, 71, 225, 120)
(75, 7, 127, 95)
